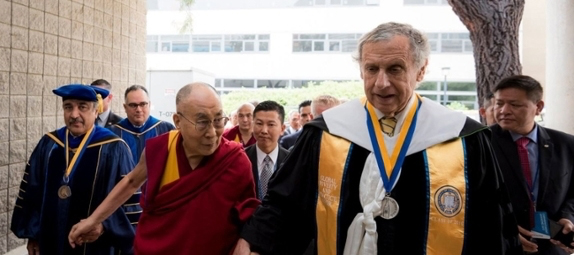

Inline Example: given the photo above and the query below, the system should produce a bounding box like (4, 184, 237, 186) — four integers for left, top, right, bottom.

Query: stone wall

(0, 0, 147, 253)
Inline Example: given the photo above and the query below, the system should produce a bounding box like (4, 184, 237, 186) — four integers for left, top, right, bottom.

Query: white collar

(372, 94, 415, 135)
(322, 95, 467, 155)
(255, 144, 279, 173)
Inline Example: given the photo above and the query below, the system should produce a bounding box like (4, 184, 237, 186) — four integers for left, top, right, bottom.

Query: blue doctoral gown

(110, 116, 175, 163)
(11, 126, 140, 255)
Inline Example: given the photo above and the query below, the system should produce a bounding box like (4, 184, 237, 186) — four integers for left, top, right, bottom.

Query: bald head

(173, 82, 224, 159)
(237, 103, 255, 113)
(237, 102, 255, 132)
(175, 82, 219, 111)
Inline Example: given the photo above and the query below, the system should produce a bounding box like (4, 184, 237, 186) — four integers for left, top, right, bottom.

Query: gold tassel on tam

(96, 94, 104, 113)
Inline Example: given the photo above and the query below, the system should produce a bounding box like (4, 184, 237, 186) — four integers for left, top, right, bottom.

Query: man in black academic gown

(233, 22, 522, 255)
(11, 84, 139, 255)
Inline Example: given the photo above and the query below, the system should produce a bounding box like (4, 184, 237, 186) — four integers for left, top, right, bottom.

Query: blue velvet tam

(53, 84, 109, 101)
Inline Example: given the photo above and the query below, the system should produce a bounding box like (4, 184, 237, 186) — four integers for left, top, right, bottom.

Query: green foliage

(446, 101, 469, 111)
(221, 81, 364, 114)
(178, 0, 195, 34)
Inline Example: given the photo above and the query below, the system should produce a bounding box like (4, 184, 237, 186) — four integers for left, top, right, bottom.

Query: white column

(522, 0, 546, 87)
(545, 0, 574, 134)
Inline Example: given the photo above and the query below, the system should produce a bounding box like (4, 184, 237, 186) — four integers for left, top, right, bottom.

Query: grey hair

(353, 22, 430, 68)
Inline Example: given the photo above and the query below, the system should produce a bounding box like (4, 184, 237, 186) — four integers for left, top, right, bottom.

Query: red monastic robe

(222, 125, 257, 148)
(135, 131, 259, 255)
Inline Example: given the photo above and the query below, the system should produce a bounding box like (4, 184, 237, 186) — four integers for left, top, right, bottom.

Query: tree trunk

(446, 0, 524, 119)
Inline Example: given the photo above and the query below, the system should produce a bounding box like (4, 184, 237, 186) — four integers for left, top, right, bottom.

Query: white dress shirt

(255, 144, 280, 177)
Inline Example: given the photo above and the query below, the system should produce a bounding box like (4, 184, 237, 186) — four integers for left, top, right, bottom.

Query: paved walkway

(3, 245, 26, 255)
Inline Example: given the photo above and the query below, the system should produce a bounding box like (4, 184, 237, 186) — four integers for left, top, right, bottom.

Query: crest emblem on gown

(435, 185, 462, 217)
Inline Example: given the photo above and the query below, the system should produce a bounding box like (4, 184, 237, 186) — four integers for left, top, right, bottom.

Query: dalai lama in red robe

(68, 82, 260, 255)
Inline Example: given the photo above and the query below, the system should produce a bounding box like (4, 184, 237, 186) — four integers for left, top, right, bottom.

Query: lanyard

(365, 95, 421, 192)
(528, 163, 540, 203)
(63, 126, 95, 183)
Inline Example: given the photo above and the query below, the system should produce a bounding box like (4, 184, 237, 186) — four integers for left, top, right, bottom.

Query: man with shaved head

(223, 103, 257, 147)
(68, 83, 260, 255)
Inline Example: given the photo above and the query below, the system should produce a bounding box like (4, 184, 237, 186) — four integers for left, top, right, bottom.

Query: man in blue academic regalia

(11, 84, 140, 255)
(110, 85, 175, 163)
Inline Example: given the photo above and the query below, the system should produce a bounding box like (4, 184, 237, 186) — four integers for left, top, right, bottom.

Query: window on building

(147, 34, 270, 53)
(145, 35, 193, 53)
(223, 79, 255, 88)
(426, 33, 473, 53)
(146, 35, 158, 52)
(421, 94, 438, 101)
(160, 42, 171, 52)
(417, 81, 438, 91)
(446, 82, 476, 91)
(192, 35, 223, 52)
(291, 80, 324, 88)
(293, 33, 361, 52)
(257, 80, 288, 88)
(215, 79, 223, 88)
(172, 42, 190, 52)
(416, 81, 478, 109)
(223, 34, 270, 52)
(426, 33, 439, 52)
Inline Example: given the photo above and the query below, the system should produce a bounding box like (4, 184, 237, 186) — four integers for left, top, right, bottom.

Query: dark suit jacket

(279, 131, 301, 150)
(245, 144, 289, 199)
(491, 124, 574, 255)
(104, 111, 123, 128)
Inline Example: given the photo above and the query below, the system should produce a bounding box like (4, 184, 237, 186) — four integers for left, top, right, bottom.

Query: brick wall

(0, 0, 147, 253)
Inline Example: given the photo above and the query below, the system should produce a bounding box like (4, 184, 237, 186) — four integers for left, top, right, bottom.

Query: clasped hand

(68, 218, 104, 248)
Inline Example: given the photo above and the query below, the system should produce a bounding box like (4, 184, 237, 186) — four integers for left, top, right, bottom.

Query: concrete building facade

(0, 0, 147, 253)
(146, 0, 481, 109)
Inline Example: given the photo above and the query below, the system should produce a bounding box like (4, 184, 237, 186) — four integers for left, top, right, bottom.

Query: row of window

(147, 34, 270, 53)
(214, 79, 346, 89)
(215, 79, 476, 91)
(213, 79, 478, 108)
(147, 33, 473, 54)
(148, 0, 381, 11)
(427, 33, 473, 53)
(293, 33, 362, 52)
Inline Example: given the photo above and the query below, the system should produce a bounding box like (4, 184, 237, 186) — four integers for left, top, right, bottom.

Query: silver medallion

(381, 196, 399, 219)
(58, 185, 72, 199)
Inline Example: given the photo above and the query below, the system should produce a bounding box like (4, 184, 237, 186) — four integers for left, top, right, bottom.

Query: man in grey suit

(91, 79, 122, 128)
(245, 100, 289, 199)
(282, 110, 301, 137)
(491, 75, 574, 255)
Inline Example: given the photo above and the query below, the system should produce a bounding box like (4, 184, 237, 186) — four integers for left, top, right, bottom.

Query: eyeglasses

(177, 112, 229, 132)
(127, 102, 149, 109)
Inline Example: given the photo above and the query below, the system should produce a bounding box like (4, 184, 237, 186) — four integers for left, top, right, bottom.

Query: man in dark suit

(245, 100, 289, 199)
(279, 100, 312, 150)
(91, 79, 123, 128)
(491, 75, 574, 255)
